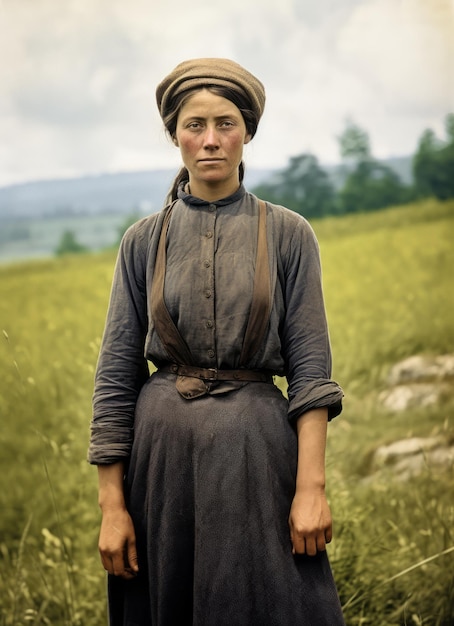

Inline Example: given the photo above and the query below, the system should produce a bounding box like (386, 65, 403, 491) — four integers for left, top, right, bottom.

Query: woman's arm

(97, 462, 139, 579)
(280, 214, 343, 424)
(89, 219, 152, 465)
(274, 213, 341, 554)
(288, 407, 332, 556)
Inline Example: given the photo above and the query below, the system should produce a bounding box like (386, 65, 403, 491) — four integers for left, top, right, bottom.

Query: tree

(413, 129, 441, 197)
(339, 160, 406, 213)
(337, 120, 407, 213)
(413, 115, 454, 200)
(253, 153, 337, 218)
(445, 113, 454, 145)
(55, 230, 88, 256)
(338, 120, 371, 166)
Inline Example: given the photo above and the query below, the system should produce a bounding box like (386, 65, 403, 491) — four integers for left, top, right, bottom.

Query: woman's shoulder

(250, 193, 317, 240)
(124, 210, 162, 238)
(121, 208, 167, 247)
(117, 208, 169, 268)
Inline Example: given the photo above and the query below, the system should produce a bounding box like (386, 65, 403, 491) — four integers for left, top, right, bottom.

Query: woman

(89, 58, 345, 625)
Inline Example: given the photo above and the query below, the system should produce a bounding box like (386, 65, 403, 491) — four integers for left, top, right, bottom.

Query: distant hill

(0, 170, 174, 219)
(0, 158, 412, 220)
(0, 168, 277, 219)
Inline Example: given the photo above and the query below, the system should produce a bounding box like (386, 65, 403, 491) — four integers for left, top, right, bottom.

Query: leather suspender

(150, 200, 195, 366)
(239, 199, 271, 366)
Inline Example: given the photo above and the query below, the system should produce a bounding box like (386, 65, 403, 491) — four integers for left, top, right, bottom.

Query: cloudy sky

(0, 0, 453, 187)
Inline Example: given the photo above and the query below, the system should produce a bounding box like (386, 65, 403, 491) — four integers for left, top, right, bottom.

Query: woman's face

(174, 89, 251, 199)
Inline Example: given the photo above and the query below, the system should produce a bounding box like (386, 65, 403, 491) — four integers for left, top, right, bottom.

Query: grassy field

(0, 199, 453, 625)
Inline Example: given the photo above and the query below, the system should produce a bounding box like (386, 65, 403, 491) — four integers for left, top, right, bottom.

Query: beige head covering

(156, 58, 266, 124)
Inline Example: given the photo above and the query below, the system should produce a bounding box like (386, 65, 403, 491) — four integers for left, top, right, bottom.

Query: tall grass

(1, 199, 453, 625)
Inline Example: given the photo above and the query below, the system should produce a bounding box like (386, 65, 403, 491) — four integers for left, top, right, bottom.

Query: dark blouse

(89, 185, 343, 464)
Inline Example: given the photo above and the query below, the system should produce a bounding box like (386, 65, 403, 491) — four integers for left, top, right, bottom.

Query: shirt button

(208, 204, 216, 212)
(206, 320, 213, 328)
(204, 290, 212, 298)
(203, 260, 211, 268)
(208, 349, 215, 358)
(206, 231, 213, 238)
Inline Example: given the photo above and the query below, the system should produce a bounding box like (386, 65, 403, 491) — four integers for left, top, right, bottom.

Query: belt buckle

(204, 368, 218, 381)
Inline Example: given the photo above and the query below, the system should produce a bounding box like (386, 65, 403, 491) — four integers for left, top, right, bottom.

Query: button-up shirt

(89, 185, 343, 464)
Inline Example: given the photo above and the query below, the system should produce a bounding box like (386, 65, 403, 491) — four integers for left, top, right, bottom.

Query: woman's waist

(158, 362, 275, 383)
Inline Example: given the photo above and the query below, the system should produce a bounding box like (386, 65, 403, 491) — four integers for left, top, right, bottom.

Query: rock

(370, 436, 454, 480)
(373, 436, 444, 464)
(379, 383, 447, 412)
(380, 354, 454, 412)
(387, 354, 454, 386)
(369, 354, 454, 480)
(392, 448, 453, 480)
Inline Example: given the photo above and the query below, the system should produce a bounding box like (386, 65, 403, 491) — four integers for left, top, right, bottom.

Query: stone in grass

(371, 436, 454, 480)
(379, 383, 447, 412)
(387, 354, 454, 386)
(373, 436, 445, 464)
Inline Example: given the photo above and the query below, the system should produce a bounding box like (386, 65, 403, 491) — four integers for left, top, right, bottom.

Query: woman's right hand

(99, 506, 139, 579)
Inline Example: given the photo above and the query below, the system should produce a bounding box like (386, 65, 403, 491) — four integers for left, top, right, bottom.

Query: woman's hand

(290, 408, 332, 556)
(97, 462, 138, 579)
(289, 488, 332, 556)
(99, 506, 139, 579)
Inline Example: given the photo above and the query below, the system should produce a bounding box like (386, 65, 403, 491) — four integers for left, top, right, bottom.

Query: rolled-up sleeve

(281, 217, 343, 422)
(88, 221, 151, 464)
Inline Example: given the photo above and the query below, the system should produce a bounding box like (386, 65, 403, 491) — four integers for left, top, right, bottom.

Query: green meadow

(1, 199, 453, 625)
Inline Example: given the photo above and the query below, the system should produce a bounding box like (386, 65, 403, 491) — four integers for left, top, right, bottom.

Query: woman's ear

(244, 133, 252, 145)
(172, 135, 179, 147)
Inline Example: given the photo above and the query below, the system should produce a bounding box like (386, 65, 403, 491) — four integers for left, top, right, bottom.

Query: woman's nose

(203, 126, 220, 148)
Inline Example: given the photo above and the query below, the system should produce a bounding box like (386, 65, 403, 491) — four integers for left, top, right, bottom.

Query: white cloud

(339, 0, 454, 108)
(0, 0, 452, 185)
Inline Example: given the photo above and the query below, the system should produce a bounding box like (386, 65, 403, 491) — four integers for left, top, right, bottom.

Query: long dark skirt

(107, 371, 345, 626)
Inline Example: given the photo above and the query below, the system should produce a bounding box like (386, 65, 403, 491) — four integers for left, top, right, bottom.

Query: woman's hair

(164, 85, 259, 203)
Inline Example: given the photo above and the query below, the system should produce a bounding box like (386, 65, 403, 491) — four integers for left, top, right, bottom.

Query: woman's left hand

(288, 487, 333, 556)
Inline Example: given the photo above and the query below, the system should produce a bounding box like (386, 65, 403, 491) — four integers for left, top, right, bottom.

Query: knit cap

(156, 58, 266, 124)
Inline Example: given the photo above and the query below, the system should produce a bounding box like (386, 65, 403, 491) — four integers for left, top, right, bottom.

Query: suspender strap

(150, 201, 195, 365)
(239, 199, 271, 365)
(151, 198, 271, 367)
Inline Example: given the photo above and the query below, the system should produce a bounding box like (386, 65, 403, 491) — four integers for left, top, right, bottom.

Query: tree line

(252, 113, 454, 219)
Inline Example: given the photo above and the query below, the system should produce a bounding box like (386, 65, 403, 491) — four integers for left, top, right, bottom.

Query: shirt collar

(177, 183, 246, 207)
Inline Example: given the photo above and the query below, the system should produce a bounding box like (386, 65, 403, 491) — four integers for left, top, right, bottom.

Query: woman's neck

(187, 177, 241, 202)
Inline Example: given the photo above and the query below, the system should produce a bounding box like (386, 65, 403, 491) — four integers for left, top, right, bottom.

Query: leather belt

(160, 363, 273, 383)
